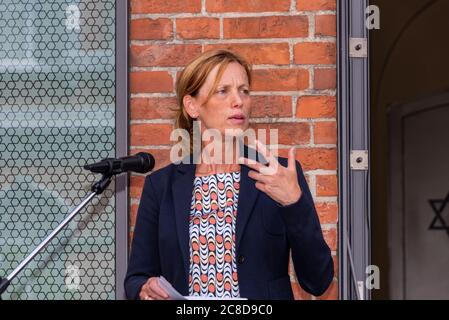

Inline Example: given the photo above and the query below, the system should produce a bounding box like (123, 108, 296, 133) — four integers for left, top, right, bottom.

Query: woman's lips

(228, 115, 246, 124)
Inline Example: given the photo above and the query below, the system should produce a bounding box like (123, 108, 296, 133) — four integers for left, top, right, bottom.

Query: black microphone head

(83, 159, 114, 173)
(84, 153, 155, 175)
(133, 152, 155, 173)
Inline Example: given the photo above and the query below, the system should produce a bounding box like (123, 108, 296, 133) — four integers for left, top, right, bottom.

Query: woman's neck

(195, 139, 241, 176)
(195, 163, 240, 176)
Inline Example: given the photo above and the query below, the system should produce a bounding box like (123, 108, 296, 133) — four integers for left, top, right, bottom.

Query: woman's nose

(231, 89, 243, 108)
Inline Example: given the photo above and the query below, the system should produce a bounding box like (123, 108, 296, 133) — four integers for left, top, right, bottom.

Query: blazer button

(237, 255, 245, 264)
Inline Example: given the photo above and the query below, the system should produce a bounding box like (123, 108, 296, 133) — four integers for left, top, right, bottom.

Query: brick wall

(128, 0, 338, 300)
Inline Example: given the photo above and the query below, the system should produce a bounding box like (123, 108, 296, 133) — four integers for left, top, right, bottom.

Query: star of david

(428, 191, 449, 235)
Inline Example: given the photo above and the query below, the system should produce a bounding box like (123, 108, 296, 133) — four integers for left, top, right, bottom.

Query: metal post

(338, 0, 371, 300)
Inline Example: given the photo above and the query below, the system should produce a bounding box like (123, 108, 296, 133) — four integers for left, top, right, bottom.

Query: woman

(124, 50, 334, 300)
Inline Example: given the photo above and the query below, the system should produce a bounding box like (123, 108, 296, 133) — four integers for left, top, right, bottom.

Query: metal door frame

(337, 0, 371, 300)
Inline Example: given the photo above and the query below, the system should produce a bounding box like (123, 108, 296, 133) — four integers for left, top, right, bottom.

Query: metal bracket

(350, 150, 369, 170)
(349, 38, 368, 58)
(357, 281, 365, 300)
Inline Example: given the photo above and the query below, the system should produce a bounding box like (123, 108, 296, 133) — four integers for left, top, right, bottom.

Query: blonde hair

(175, 49, 252, 153)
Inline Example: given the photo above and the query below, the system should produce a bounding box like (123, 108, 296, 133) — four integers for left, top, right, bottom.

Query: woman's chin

(223, 123, 249, 134)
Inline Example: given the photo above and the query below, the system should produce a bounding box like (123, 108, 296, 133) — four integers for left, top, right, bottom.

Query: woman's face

(185, 62, 251, 136)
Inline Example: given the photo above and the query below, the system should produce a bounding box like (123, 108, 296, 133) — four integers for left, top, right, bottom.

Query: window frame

(115, 0, 128, 300)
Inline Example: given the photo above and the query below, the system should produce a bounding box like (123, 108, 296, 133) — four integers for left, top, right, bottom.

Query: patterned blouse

(188, 171, 241, 298)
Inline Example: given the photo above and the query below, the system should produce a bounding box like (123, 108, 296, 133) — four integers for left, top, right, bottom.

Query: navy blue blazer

(124, 149, 334, 300)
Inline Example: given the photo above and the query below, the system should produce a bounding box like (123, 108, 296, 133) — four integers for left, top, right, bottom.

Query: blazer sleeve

(279, 160, 334, 296)
(124, 174, 162, 300)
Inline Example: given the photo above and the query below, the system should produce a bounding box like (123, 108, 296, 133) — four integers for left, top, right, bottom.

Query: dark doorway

(370, 0, 449, 299)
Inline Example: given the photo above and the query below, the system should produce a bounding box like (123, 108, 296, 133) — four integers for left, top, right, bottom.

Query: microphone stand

(0, 173, 114, 299)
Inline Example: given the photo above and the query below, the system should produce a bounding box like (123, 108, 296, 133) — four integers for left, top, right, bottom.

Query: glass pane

(0, 0, 116, 300)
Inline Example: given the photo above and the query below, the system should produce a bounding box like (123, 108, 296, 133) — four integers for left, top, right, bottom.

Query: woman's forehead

(205, 62, 249, 87)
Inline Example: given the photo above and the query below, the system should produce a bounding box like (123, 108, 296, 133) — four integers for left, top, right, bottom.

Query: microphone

(83, 152, 155, 175)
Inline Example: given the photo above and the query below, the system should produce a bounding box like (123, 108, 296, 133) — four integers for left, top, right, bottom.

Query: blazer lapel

(235, 144, 266, 253)
(235, 164, 260, 253)
(172, 159, 196, 282)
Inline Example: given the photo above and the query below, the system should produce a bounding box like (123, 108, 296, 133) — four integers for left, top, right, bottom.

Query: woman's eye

(242, 89, 250, 95)
(216, 88, 227, 94)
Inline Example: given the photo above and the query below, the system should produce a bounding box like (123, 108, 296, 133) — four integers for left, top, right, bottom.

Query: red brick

(224, 16, 308, 39)
(296, 96, 336, 118)
(204, 43, 290, 65)
(130, 97, 177, 120)
(176, 18, 220, 40)
(294, 42, 336, 65)
(323, 227, 337, 251)
(130, 0, 201, 13)
(314, 121, 337, 144)
(250, 96, 292, 118)
(130, 44, 201, 67)
(297, 0, 336, 11)
(251, 123, 310, 145)
(316, 15, 336, 37)
(315, 202, 338, 224)
(129, 203, 139, 229)
(130, 71, 173, 93)
(129, 175, 145, 199)
(130, 123, 174, 146)
(333, 255, 338, 276)
(252, 69, 309, 91)
(316, 175, 338, 196)
(207, 0, 290, 12)
(279, 148, 337, 170)
(314, 68, 336, 90)
(130, 18, 173, 40)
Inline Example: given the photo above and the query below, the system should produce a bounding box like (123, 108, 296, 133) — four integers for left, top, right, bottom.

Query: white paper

(158, 276, 186, 300)
(158, 276, 247, 300)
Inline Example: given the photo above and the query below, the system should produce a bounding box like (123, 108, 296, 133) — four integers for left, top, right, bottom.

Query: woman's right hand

(139, 277, 170, 300)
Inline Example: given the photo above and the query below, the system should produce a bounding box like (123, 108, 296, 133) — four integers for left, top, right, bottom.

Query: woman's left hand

(239, 140, 302, 206)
